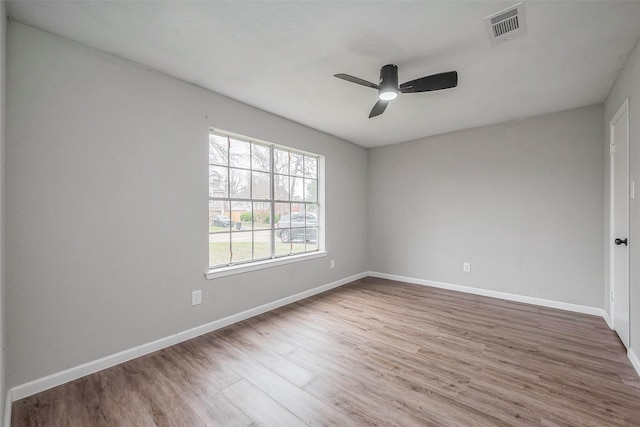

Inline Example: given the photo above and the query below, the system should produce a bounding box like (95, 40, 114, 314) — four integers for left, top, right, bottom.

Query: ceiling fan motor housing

(379, 64, 399, 99)
(380, 64, 398, 86)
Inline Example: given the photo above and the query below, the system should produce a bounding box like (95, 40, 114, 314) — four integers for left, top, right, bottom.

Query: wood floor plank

(12, 277, 640, 426)
(216, 323, 317, 388)
(146, 349, 253, 426)
(215, 333, 353, 426)
(220, 379, 306, 427)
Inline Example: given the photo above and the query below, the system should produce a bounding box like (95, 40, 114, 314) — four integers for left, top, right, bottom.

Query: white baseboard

(628, 348, 640, 377)
(367, 271, 606, 318)
(3, 389, 12, 427)
(10, 272, 367, 401)
(602, 310, 614, 329)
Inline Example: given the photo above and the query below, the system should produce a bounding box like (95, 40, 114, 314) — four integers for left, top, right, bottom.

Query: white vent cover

(484, 2, 526, 46)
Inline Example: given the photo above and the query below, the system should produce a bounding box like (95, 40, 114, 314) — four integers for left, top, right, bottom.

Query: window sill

(205, 251, 327, 280)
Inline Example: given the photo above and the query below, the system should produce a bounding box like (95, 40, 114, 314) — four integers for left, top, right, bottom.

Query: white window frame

(206, 128, 325, 279)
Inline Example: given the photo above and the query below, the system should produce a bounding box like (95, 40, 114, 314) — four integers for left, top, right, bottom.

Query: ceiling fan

(334, 64, 458, 118)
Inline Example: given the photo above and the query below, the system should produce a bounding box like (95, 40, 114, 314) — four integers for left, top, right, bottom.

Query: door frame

(609, 97, 629, 337)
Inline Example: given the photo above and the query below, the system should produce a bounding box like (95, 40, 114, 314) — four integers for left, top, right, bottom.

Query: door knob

(615, 238, 628, 246)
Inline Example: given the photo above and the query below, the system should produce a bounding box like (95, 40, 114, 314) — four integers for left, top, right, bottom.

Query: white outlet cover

(192, 290, 202, 305)
(463, 262, 471, 272)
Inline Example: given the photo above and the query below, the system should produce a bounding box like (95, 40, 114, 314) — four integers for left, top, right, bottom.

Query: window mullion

(270, 145, 276, 259)
(249, 143, 254, 261)
(227, 136, 232, 265)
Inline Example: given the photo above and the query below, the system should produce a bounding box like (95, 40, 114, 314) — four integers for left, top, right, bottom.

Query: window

(209, 129, 322, 270)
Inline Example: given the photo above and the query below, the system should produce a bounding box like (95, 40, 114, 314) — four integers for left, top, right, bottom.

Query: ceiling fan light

(379, 89, 398, 101)
(378, 89, 398, 101)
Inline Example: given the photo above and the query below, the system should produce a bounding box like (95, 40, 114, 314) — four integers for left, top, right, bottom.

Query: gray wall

(0, 2, 6, 420)
(605, 38, 640, 351)
(368, 106, 604, 307)
(5, 22, 368, 388)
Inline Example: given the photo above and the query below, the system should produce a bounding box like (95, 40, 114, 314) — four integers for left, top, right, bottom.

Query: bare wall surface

(605, 37, 640, 350)
(5, 22, 368, 388)
(368, 105, 604, 308)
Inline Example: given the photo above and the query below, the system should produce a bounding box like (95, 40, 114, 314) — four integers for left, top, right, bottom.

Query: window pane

(304, 178, 317, 202)
(304, 156, 317, 179)
(275, 240, 291, 257)
(252, 143, 270, 172)
(238, 208, 252, 230)
(209, 165, 228, 198)
(229, 168, 250, 199)
(274, 174, 289, 201)
(274, 148, 289, 175)
(274, 202, 290, 256)
(290, 152, 304, 177)
(305, 204, 318, 252)
(306, 229, 319, 251)
(289, 227, 306, 243)
(209, 232, 230, 266)
(291, 202, 304, 220)
(275, 239, 291, 257)
(209, 134, 228, 165)
(282, 203, 306, 248)
(229, 138, 251, 169)
(290, 241, 306, 255)
(231, 231, 252, 264)
(275, 202, 289, 227)
(290, 177, 304, 201)
(252, 171, 270, 200)
(306, 203, 319, 218)
(253, 230, 271, 260)
(253, 202, 272, 230)
(210, 201, 231, 232)
(231, 201, 250, 232)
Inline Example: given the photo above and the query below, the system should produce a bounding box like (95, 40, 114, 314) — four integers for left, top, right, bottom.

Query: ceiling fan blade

(369, 100, 388, 118)
(399, 71, 458, 93)
(334, 73, 379, 89)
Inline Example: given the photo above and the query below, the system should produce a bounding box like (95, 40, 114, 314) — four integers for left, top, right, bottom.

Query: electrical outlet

(463, 262, 471, 273)
(192, 290, 202, 306)
(330, 259, 335, 269)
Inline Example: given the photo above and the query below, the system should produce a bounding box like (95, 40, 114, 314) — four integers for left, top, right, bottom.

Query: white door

(610, 99, 630, 349)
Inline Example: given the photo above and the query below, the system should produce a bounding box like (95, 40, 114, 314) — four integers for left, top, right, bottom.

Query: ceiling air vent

(484, 2, 526, 46)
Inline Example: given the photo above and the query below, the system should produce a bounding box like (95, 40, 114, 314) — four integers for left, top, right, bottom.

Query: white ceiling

(6, 1, 640, 148)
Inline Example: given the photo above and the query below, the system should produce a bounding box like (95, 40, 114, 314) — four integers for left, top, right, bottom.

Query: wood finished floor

(12, 277, 640, 426)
